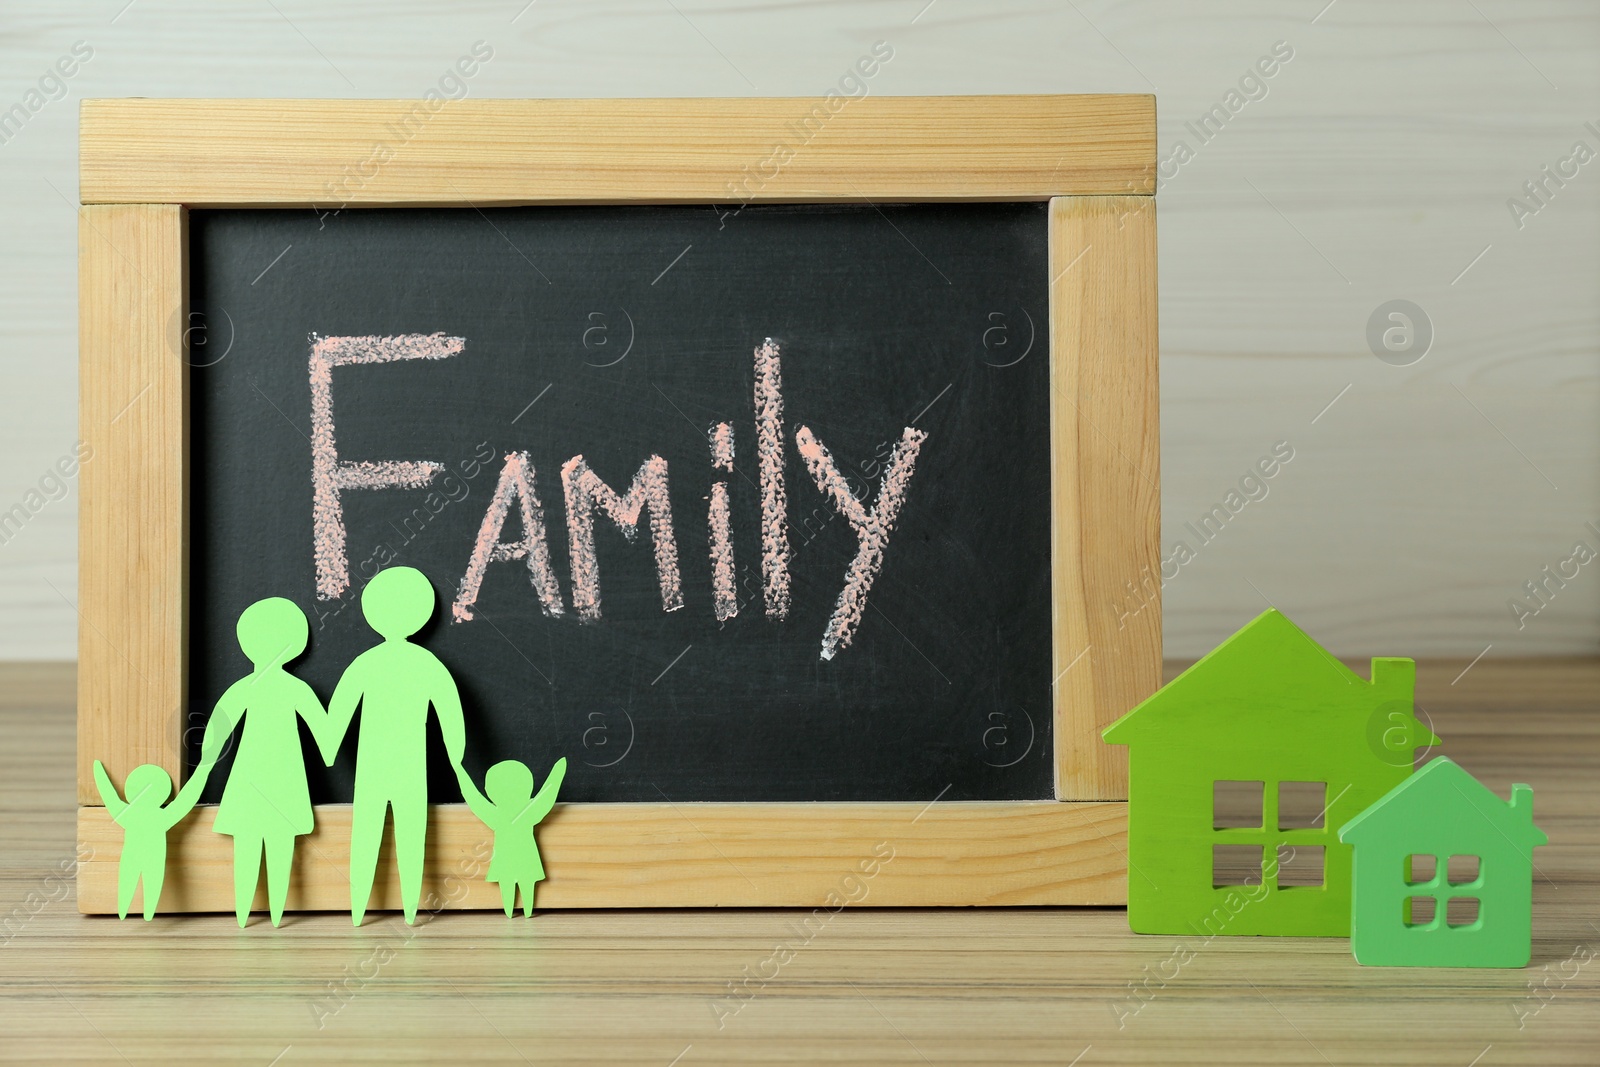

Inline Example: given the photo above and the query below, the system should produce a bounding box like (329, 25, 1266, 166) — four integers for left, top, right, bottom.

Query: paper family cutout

(94, 565, 565, 926)
(1105, 607, 1547, 968)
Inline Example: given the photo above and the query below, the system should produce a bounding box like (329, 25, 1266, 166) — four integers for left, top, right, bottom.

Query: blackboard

(187, 201, 1053, 804)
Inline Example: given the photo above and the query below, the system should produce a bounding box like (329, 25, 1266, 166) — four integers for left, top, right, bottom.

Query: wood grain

(1051, 196, 1162, 802)
(78, 95, 1156, 206)
(77, 205, 187, 806)
(77, 800, 1128, 913)
(7, 660, 1597, 1065)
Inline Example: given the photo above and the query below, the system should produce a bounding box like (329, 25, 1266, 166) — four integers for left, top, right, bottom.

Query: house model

(1102, 608, 1440, 937)
(1338, 757, 1547, 967)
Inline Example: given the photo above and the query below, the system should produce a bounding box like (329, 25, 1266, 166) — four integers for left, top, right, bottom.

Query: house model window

(1278, 781, 1326, 828)
(1211, 779, 1330, 889)
(1402, 851, 1484, 929)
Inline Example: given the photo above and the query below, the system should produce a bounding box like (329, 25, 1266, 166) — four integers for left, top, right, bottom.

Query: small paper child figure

(454, 757, 567, 917)
(92, 756, 215, 920)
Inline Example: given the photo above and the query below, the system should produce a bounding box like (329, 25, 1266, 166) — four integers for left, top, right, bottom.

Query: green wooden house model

(1338, 757, 1546, 967)
(1102, 608, 1439, 937)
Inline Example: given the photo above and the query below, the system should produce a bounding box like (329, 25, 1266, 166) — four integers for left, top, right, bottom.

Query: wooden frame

(77, 96, 1159, 913)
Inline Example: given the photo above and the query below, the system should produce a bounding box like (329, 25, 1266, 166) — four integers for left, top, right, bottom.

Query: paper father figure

(325, 566, 466, 926)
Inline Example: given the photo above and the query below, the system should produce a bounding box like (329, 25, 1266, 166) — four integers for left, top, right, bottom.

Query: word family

(309, 335, 928, 660)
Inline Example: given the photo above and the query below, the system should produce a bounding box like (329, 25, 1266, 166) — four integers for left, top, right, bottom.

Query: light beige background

(0, 0, 1595, 659)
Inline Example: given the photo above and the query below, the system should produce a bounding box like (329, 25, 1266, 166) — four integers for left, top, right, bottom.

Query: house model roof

(1338, 756, 1547, 849)
(1102, 607, 1439, 748)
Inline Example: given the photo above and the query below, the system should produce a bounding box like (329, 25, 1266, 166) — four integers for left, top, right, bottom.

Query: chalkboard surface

(188, 202, 1052, 803)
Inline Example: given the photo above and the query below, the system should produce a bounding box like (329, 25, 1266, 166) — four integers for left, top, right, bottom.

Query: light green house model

(1338, 757, 1546, 967)
(1102, 608, 1439, 937)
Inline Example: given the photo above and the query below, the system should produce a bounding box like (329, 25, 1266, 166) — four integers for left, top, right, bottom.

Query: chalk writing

(561, 454, 684, 622)
(307, 334, 928, 658)
(310, 333, 464, 599)
(708, 422, 738, 623)
(452, 451, 564, 622)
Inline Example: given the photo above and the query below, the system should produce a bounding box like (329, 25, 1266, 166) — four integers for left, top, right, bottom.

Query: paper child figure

(93, 754, 216, 920)
(199, 596, 332, 927)
(324, 566, 466, 926)
(455, 757, 567, 917)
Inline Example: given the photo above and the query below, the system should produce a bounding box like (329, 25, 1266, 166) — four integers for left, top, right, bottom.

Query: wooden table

(3, 661, 1596, 1065)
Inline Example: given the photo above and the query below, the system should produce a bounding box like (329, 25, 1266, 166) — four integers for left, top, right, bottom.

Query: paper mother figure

(200, 596, 333, 927)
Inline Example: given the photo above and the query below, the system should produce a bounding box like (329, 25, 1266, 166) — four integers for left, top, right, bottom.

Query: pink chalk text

(753, 338, 792, 620)
(561, 454, 685, 622)
(310, 332, 464, 599)
(306, 332, 931, 658)
(452, 451, 565, 622)
(795, 424, 927, 660)
(708, 422, 738, 622)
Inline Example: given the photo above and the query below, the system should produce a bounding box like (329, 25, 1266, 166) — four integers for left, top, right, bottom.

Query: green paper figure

(325, 566, 466, 926)
(200, 596, 333, 927)
(93, 756, 215, 920)
(455, 757, 567, 917)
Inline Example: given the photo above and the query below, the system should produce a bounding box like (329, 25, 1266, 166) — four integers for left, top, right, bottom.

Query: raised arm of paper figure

(92, 759, 127, 822)
(517, 757, 568, 826)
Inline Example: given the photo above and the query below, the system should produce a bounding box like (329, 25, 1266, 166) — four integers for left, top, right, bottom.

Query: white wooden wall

(1, 1, 1595, 659)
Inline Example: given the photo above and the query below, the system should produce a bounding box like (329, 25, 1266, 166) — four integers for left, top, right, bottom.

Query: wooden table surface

(3, 660, 1596, 1065)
